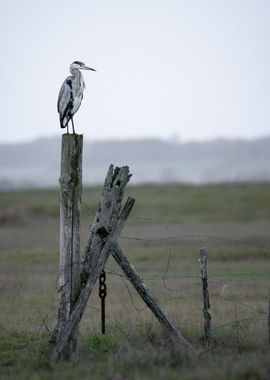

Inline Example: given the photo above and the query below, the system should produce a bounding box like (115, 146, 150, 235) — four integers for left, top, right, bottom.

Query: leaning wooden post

(55, 134, 83, 361)
(111, 244, 195, 352)
(199, 247, 211, 349)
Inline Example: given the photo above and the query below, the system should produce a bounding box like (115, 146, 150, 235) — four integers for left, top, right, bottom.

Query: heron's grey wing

(57, 77, 73, 116)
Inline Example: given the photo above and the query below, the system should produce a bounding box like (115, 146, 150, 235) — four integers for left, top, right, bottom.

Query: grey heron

(57, 61, 96, 134)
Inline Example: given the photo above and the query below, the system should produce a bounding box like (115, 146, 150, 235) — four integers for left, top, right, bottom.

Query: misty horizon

(0, 135, 269, 189)
(1, 133, 270, 147)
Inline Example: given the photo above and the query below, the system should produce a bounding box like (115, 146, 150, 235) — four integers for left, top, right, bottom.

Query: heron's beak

(83, 66, 96, 71)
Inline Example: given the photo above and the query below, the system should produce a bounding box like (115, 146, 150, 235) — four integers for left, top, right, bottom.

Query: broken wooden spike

(81, 165, 132, 281)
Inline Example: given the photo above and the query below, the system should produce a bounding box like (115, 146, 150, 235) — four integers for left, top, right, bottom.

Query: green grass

(1, 183, 270, 223)
(1, 329, 270, 380)
(125, 183, 270, 223)
(0, 242, 268, 270)
(0, 250, 59, 266)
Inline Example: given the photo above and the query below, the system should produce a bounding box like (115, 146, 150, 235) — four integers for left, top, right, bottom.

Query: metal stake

(99, 270, 107, 334)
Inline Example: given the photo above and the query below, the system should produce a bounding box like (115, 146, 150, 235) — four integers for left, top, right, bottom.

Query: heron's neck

(70, 68, 85, 88)
(70, 67, 81, 77)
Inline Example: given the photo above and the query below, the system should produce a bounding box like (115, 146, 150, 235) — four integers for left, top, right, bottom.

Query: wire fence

(75, 205, 270, 346)
(1, 201, 269, 349)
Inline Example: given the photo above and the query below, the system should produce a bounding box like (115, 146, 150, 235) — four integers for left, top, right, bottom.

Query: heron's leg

(67, 123, 69, 134)
(71, 117, 76, 134)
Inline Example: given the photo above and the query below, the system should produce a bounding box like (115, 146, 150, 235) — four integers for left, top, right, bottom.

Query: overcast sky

(0, 0, 269, 143)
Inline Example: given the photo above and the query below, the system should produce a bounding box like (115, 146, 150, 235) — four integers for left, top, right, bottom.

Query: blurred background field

(0, 183, 270, 379)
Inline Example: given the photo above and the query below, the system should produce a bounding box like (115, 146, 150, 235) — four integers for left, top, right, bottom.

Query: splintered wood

(51, 164, 134, 362)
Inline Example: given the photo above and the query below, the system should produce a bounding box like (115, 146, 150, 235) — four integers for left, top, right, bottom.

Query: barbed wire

(81, 201, 270, 252)
(106, 270, 270, 281)
(120, 234, 270, 251)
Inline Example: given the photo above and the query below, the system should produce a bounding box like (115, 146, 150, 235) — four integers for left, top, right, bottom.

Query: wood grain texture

(81, 165, 132, 282)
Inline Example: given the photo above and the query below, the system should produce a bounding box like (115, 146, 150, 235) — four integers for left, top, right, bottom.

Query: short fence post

(55, 134, 83, 361)
(268, 295, 270, 345)
(199, 247, 211, 349)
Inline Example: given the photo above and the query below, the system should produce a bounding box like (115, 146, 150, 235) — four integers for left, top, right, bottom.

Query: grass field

(0, 183, 270, 379)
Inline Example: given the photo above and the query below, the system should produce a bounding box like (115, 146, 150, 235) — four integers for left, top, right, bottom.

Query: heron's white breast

(72, 94, 83, 114)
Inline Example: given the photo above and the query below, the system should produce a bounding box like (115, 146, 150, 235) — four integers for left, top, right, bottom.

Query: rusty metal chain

(99, 270, 107, 334)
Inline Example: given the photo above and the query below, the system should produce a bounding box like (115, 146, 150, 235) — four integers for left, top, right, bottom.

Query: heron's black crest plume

(73, 61, 84, 65)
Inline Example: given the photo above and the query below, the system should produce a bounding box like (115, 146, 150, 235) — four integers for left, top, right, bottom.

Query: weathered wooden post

(199, 247, 211, 349)
(55, 134, 83, 361)
(268, 295, 270, 345)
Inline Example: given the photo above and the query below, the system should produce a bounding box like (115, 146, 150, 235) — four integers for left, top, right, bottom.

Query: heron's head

(70, 61, 96, 72)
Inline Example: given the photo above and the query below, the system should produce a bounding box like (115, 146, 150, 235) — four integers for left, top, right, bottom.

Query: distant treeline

(0, 136, 269, 188)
